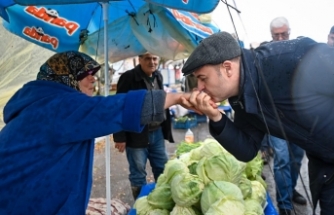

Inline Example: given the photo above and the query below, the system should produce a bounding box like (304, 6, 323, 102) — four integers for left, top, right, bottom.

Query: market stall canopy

(12, 0, 220, 14)
(81, 4, 220, 62)
(1, 1, 219, 63)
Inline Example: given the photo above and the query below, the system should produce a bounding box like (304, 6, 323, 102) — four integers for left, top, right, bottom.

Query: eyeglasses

(143, 56, 159, 61)
(272, 31, 290, 40)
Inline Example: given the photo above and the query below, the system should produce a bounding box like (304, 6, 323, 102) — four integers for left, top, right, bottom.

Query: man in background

(113, 53, 174, 200)
(327, 26, 334, 46)
(270, 16, 290, 41)
(183, 74, 197, 92)
(264, 17, 306, 215)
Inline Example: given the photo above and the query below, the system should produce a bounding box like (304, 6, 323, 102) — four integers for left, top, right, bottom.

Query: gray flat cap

(182, 31, 242, 75)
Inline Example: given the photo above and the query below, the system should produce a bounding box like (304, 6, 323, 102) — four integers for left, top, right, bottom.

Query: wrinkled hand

(181, 90, 222, 121)
(165, 92, 203, 114)
(115, 142, 126, 153)
(178, 92, 203, 114)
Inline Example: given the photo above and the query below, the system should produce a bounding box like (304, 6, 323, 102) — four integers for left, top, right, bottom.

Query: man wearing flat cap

(181, 31, 334, 215)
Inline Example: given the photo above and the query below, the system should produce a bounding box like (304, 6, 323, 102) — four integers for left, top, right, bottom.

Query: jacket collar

(133, 65, 158, 80)
(230, 49, 259, 114)
(133, 65, 163, 88)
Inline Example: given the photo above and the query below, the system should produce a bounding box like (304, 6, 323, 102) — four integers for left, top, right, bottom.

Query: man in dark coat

(113, 53, 173, 199)
(181, 32, 334, 215)
(262, 17, 306, 215)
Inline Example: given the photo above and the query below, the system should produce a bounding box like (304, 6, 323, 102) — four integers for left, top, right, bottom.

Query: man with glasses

(270, 16, 291, 41)
(263, 16, 306, 215)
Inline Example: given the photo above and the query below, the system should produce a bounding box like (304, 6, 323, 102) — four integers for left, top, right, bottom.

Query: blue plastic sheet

(128, 183, 278, 215)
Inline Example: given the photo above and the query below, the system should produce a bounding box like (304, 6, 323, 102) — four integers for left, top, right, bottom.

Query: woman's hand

(180, 90, 222, 121)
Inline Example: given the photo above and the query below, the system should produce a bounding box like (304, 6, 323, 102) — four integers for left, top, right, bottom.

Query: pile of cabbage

(133, 138, 267, 215)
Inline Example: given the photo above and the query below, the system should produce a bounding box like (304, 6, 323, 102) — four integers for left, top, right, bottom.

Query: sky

(211, 0, 334, 48)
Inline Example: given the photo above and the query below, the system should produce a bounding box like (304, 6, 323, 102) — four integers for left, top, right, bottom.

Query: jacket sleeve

(209, 112, 264, 162)
(51, 89, 167, 144)
(52, 90, 147, 143)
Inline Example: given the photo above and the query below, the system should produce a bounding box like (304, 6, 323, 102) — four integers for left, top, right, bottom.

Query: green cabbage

(188, 162, 198, 175)
(239, 174, 253, 199)
(170, 205, 201, 215)
(133, 196, 155, 215)
(253, 174, 267, 189)
(244, 199, 264, 215)
(190, 138, 226, 161)
(163, 158, 189, 183)
(147, 184, 175, 210)
(171, 173, 204, 207)
(134, 138, 268, 215)
(205, 197, 245, 215)
(189, 145, 204, 161)
(245, 152, 264, 180)
(156, 173, 168, 187)
(147, 209, 170, 215)
(198, 153, 246, 184)
(178, 152, 195, 166)
(199, 138, 227, 157)
(247, 180, 267, 208)
(176, 141, 202, 156)
(195, 157, 211, 185)
(200, 181, 244, 213)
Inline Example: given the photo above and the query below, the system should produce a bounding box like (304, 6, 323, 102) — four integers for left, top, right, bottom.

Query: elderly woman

(0, 51, 186, 214)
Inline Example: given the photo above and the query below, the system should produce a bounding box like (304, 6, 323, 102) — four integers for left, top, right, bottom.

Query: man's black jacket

(210, 37, 334, 164)
(113, 65, 174, 148)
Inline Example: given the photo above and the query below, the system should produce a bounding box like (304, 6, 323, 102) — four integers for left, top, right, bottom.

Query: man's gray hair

(270, 17, 290, 30)
(330, 26, 334, 34)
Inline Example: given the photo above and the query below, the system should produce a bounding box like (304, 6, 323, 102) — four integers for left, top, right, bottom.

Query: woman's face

(78, 75, 96, 96)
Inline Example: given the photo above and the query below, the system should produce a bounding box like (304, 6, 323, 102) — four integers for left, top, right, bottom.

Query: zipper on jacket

(238, 101, 244, 109)
(231, 100, 244, 110)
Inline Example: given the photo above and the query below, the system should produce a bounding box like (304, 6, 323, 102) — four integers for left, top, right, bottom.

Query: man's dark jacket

(113, 65, 174, 147)
(210, 37, 334, 164)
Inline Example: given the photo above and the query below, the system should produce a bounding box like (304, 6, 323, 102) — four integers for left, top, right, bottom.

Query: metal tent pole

(102, 2, 111, 215)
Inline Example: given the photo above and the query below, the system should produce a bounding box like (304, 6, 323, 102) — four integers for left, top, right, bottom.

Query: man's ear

(222, 61, 233, 77)
(222, 61, 232, 70)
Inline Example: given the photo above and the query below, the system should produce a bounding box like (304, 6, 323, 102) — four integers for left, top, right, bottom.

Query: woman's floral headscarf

(37, 51, 101, 91)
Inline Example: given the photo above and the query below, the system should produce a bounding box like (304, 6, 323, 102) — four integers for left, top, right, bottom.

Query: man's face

(271, 25, 290, 41)
(139, 54, 159, 76)
(194, 63, 240, 102)
(327, 33, 334, 46)
(79, 74, 96, 96)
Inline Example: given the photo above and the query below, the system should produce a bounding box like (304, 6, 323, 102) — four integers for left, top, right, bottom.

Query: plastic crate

(128, 183, 278, 215)
(188, 112, 207, 123)
(172, 116, 197, 129)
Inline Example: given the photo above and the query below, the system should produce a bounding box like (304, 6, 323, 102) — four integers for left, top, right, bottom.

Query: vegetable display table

(128, 183, 278, 215)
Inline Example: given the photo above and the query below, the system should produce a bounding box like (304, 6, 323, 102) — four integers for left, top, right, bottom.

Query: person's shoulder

(28, 80, 74, 91)
(292, 37, 321, 54)
(295, 36, 317, 45)
(259, 41, 270, 46)
(120, 67, 137, 77)
(154, 69, 163, 76)
(118, 67, 141, 84)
